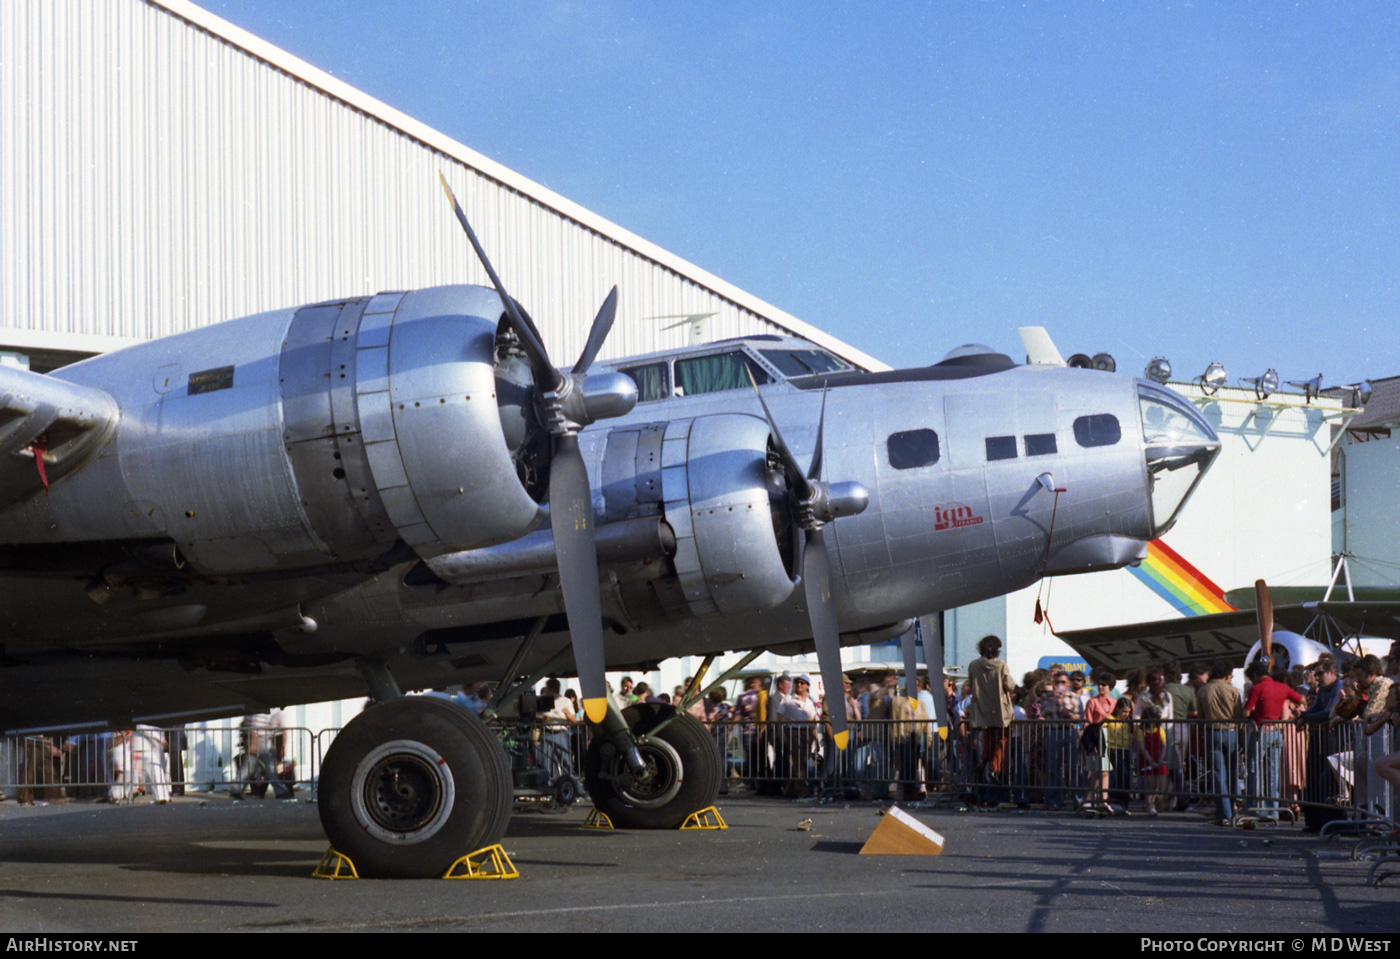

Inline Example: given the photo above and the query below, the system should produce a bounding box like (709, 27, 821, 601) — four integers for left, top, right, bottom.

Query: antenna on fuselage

(656, 312, 719, 346)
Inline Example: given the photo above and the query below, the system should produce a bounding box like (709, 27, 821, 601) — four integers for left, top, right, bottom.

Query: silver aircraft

(0, 187, 1222, 876)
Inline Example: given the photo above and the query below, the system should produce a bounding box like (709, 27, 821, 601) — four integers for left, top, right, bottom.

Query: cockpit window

(1073, 414, 1121, 448)
(618, 362, 671, 402)
(674, 351, 769, 396)
(887, 429, 940, 469)
(759, 349, 851, 377)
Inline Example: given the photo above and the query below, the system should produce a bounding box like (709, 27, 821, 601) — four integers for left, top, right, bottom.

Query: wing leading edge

(0, 365, 118, 506)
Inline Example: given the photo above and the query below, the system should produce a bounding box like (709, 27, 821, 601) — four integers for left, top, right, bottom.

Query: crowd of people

(6, 646, 1397, 827)
(956, 635, 1400, 826)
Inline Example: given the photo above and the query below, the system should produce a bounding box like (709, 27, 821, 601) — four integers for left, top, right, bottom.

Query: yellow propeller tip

(583, 698, 608, 724)
(833, 730, 849, 751)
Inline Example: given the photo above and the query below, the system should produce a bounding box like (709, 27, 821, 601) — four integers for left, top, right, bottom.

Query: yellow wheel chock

(679, 806, 726, 830)
(582, 808, 614, 829)
(313, 848, 360, 880)
(443, 844, 519, 880)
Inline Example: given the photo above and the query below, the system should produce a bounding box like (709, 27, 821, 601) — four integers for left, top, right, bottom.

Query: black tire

(318, 697, 511, 878)
(584, 704, 721, 829)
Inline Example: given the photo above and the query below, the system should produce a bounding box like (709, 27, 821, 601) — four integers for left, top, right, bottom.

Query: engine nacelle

(595, 413, 796, 624)
(12, 286, 544, 575)
(276, 286, 543, 570)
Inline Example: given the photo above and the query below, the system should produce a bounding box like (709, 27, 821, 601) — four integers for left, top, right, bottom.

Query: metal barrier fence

(0, 725, 318, 802)
(3, 716, 1392, 830)
(707, 717, 1396, 822)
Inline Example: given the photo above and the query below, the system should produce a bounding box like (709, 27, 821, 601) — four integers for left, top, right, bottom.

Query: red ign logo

(933, 501, 984, 533)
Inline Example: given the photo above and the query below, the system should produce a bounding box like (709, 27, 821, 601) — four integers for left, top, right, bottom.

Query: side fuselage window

(1073, 414, 1122, 448)
(1024, 433, 1057, 456)
(618, 362, 672, 402)
(887, 429, 940, 470)
(985, 435, 1017, 461)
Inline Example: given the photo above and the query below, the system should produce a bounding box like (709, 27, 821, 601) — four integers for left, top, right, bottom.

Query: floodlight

(1092, 352, 1116, 373)
(1066, 353, 1093, 369)
(1199, 362, 1227, 395)
(1241, 369, 1279, 401)
(1145, 357, 1172, 384)
(1286, 374, 1321, 403)
(1348, 380, 1373, 407)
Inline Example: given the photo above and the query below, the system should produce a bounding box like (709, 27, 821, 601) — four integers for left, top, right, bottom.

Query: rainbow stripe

(1127, 539, 1236, 616)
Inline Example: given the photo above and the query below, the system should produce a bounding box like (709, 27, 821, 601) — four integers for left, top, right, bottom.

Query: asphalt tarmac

(0, 791, 1395, 933)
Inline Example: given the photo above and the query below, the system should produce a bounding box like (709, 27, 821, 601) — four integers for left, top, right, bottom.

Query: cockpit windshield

(758, 349, 851, 376)
(1138, 384, 1220, 536)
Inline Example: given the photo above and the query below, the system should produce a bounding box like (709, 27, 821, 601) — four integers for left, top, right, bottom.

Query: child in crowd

(1106, 697, 1134, 807)
(1133, 705, 1169, 816)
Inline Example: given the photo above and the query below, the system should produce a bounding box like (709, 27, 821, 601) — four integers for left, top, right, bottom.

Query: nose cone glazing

(1137, 383, 1221, 536)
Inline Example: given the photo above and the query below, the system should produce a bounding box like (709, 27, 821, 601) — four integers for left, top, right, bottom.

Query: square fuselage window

(985, 435, 1017, 461)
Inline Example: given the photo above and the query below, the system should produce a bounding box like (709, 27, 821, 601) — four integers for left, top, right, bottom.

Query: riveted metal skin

(681, 414, 795, 617)
(355, 286, 542, 559)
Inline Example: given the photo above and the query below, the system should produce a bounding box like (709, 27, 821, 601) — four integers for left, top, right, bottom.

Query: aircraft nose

(1136, 382, 1221, 536)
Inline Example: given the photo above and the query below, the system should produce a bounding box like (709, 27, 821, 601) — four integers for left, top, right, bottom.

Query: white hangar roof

(0, 0, 888, 372)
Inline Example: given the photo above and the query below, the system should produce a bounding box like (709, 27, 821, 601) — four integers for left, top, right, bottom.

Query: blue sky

(204, 0, 1399, 388)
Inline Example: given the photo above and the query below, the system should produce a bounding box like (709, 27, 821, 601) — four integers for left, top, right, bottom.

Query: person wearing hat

(776, 674, 820, 796)
(762, 672, 796, 796)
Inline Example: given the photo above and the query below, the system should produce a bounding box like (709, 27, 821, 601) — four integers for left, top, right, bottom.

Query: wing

(0, 365, 119, 507)
(1054, 610, 1260, 672)
(1056, 600, 1400, 673)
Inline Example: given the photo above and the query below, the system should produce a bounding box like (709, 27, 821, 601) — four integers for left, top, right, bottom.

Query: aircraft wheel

(318, 697, 511, 878)
(584, 703, 720, 829)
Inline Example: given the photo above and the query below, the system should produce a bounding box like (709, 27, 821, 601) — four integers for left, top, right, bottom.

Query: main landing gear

(317, 696, 511, 879)
(583, 703, 721, 830)
(316, 696, 722, 877)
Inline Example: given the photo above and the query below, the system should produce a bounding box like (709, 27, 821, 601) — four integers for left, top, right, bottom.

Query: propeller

(1255, 578, 1274, 672)
(746, 372, 869, 749)
(439, 174, 629, 724)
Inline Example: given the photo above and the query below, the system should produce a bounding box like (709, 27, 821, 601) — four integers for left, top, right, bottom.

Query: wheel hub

(349, 739, 457, 844)
(618, 737, 683, 808)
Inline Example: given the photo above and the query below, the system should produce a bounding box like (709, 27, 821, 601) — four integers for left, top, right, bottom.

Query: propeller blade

(902, 619, 919, 702)
(922, 615, 949, 728)
(571, 286, 619, 375)
(1255, 578, 1274, 670)
(804, 527, 847, 749)
(744, 367, 813, 500)
(550, 432, 608, 723)
(806, 387, 827, 484)
(438, 173, 559, 389)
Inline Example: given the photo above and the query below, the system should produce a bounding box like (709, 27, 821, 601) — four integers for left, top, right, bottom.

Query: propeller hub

(802, 480, 870, 528)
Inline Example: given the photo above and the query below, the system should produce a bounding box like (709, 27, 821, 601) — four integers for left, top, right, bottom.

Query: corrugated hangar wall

(0, 0, 884, 369)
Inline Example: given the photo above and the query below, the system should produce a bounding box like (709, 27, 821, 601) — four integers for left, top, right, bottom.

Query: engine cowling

(276, 286, 544, 570)
(594, 413, 797, 624)
(9, 286, 548, 576)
